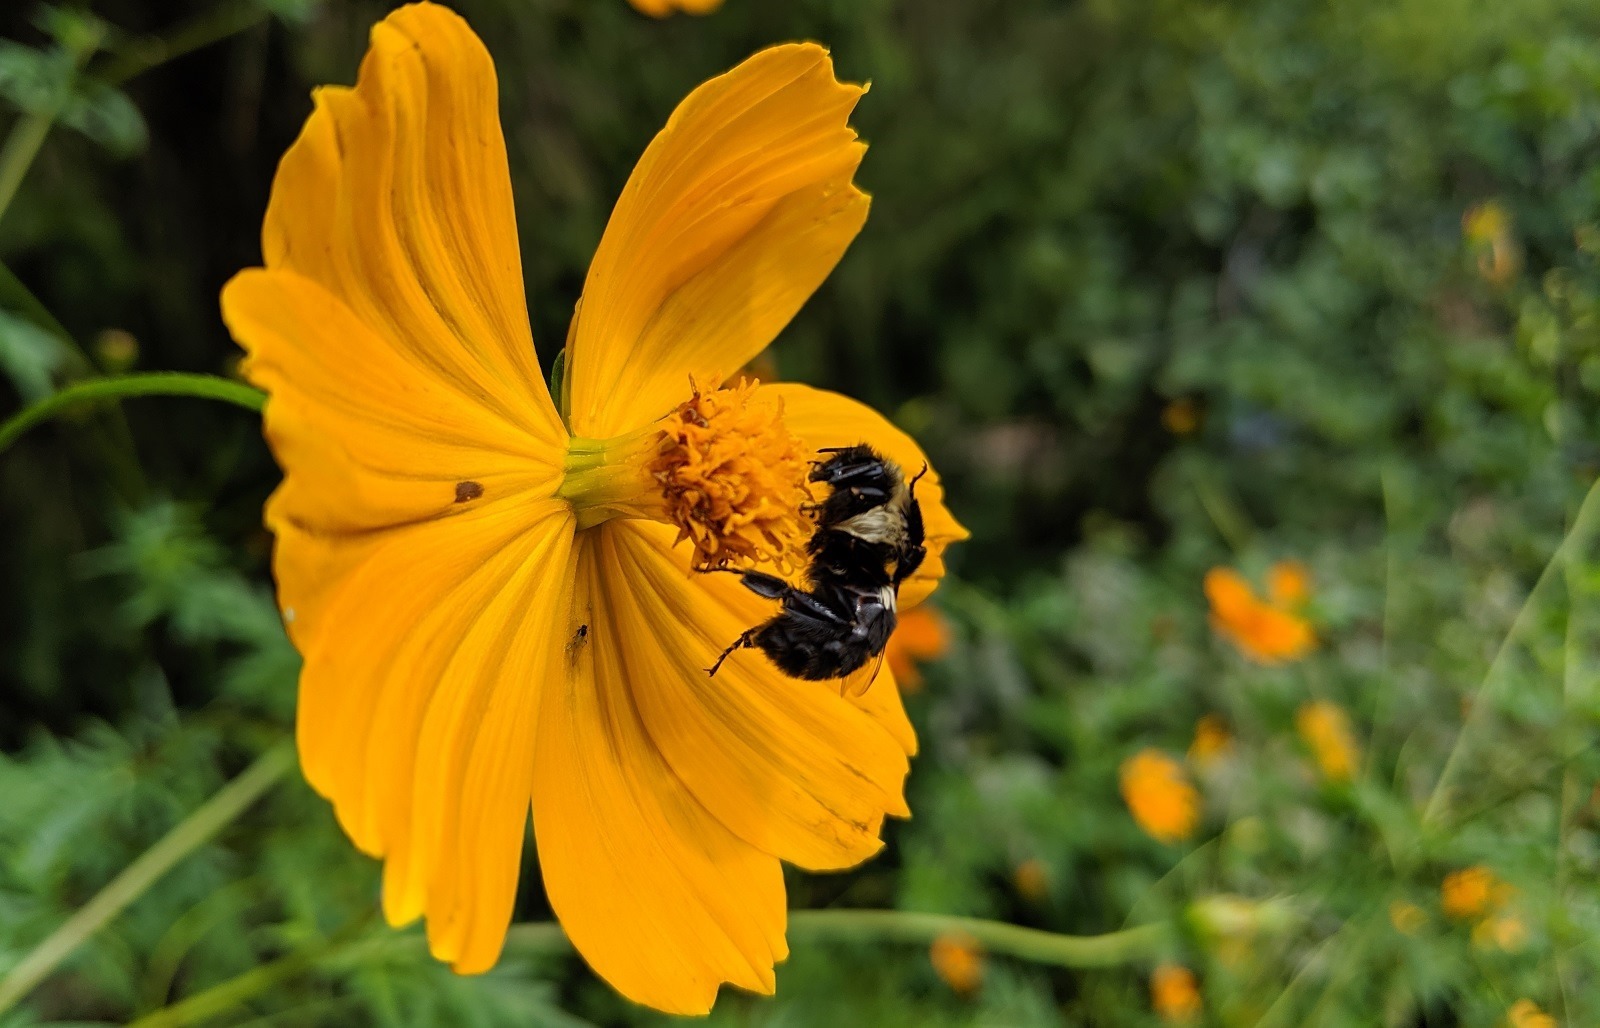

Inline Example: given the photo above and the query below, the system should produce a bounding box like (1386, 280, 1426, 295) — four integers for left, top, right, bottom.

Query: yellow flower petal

(223, 3, 579, 976)
(850, 664, 919, 756)
(758, 382, 968, 609)
(274, 502, 574, 974)
(574, 520, 911, 871)
(533, 528, 791, 1014)
(224, 271, 560, 531)
(567, 44, 870, 437)
(256, 2, 562, 449)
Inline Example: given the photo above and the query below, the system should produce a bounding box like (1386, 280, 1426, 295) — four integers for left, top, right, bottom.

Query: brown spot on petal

(454, 481, 484, 503)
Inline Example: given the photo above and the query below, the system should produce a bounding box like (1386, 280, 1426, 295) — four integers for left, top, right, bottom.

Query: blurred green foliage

(4, 0, 1600, 1024)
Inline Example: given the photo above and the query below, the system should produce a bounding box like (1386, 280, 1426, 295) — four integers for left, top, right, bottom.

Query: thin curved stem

(506, 911, 1169, 968)
(128, 910, 1168, 1026)
(1423, 473, 1600, 826)
(0, 372, 266, 455)
(0, 743, 295, 1016)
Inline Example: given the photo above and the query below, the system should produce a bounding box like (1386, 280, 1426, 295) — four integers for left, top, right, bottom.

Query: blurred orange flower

(930, 932, 983, 995)
(1187, 714, 1234, 768)
(1507, 999, 1556, 1028)
(1295, 700, 1360, 782)
(1013, 858, 1050, 901)
(886, 605, 952, 692)
(628, 0, 725, 16)
(1162, 398, 1200, 435)
(1442, 866, 1498, 919)
(1120, 750, 1200, 844)
(1150, 964, 1202, 1023)
(1204, 566, 1315, 664)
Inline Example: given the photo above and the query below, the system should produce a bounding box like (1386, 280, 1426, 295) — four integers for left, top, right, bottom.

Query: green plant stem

(0, 23, 102, 228)
(1422, 474, 1600, 827)
(0, 372, 266, 455)
(1191, 470, 1252, 554)
(784, 909, 1171, 966)
(129, 911, 1169, 1026)
(0, 743, 296, 1016)
(101, 2, 271, 86)
(127, 922, 364, 1028)
(509, 911, 1171, 967)
(0, 259, 151, 499)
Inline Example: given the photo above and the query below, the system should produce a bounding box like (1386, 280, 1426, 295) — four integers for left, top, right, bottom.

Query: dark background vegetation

(4, 0, 1600, 1024)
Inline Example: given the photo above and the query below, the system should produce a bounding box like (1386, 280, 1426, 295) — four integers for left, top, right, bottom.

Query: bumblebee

(706, 444, 927, 693)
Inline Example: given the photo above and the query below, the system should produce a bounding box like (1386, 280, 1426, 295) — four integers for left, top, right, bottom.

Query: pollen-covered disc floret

(649, 379, 813, 572)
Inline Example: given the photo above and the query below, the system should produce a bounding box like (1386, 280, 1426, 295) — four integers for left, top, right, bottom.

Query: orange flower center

(557, 379, 812, 571)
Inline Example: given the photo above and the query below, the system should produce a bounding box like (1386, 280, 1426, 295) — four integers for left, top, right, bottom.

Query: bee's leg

(894, 469, 929, 587)
(708, 628, 759, 677)
(732, 569, 791, 600)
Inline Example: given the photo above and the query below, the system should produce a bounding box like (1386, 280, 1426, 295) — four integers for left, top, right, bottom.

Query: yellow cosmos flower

(629, 0, 725, 15)
(1204, 565, 1315, 665)
(929, 932, 983, 995)
(1120, 749, 1201, 844)
(1150, 963, 1202, 1023)
(884, 604, 952, 692)
(1295, 700, 1360, 783)
(220, 3, 965, 1014)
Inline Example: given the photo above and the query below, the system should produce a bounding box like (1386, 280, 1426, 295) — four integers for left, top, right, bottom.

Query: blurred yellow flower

(1121, 749, 1201, 844)
(1389, 899, 1426, 935)
(1204, 566, 1316, 664)
(1150, 964, 1202, 1023)
(628, 0, 725, 16)
(930, 932, 983, 995)
(1462, 200, 1520, 286)
(1295, 701, 1360, 782)
(1441, 866, 1498, 920)
(1013, 858, 1050, 901)
(1187, 714, 1234, 768)
(1162, 397, 1200, 435)
(1474, 913, 1528, 952)
(886, 604, 952, 692)
(221, 3, 967, 1014)
(1508, 999, 1556, 1028)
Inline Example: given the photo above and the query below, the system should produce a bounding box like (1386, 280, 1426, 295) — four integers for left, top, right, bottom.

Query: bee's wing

(837, 646, 888, 698)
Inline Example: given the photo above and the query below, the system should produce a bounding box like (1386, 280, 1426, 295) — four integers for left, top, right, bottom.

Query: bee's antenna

(908, 462, 930, 494)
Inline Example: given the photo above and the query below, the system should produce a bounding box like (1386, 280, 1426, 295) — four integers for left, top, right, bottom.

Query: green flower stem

(128, 911, 1169, 1026)
(101, 1, 270, 87)
(0, 372, 266, 455)
(784, 910, 1171, 967)
(1423, 472, 1600, 827)
(508, 910, 1170, 968)
(0, 743, 295, 1016)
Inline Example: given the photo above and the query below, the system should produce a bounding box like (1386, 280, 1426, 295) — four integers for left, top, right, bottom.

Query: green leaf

(0, 308, 69, 400)
(257, 0, 324, 27)
(59, 79, 146, 157)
